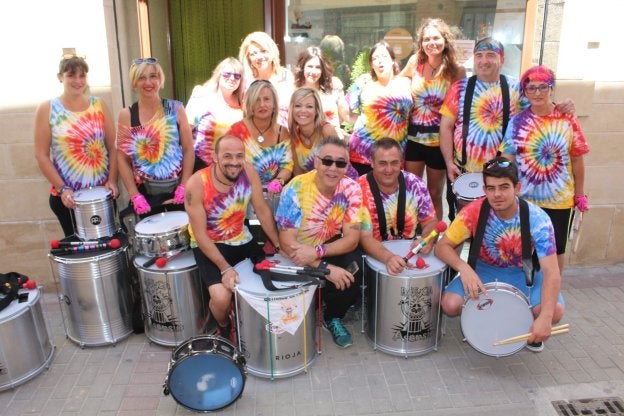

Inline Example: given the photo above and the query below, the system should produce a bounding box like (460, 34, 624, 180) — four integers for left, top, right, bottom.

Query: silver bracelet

(220, 266, 233, 276)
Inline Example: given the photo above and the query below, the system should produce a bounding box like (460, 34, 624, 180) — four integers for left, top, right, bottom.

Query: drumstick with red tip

(403, 221, 447, 261)
(51, 239, 106, 249)
(50, 238, 121, 255)
(255, 260, 330, 277)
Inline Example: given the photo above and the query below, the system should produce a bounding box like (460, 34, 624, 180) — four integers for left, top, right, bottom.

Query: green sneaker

(324, 318, 353, 348)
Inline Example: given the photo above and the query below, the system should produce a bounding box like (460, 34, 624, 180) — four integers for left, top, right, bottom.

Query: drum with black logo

(73, 186, 116, 240)
(365, 240, 448, 357)
(234, 257, 319, 379)
(134, 211, 190, 258)
(453, 173, 485, 210)
(461, 281, 533, 357)
(163, 335, 246, 412)
(0, 287, 54, 391)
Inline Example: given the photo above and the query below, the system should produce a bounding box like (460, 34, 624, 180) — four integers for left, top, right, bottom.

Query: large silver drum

(134, 251, 213, 346)
(73, 186, 116, 240)
(134, 211, 190, 257)
(49, 245, 134, 347)
(0, 287, 54, 391)
(365, 240, 448, 357)
(234, 257, 319, 379)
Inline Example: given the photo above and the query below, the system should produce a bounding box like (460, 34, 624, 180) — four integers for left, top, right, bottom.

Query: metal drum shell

(133, 212, 190, 258)
(134, 252, 212, 347)
(73, 186, 116, 240)
(49, 246, 134, 347)
(365, 240, 447, 357)
(234, 258, 318, 379)
(0, 288, 54, 391)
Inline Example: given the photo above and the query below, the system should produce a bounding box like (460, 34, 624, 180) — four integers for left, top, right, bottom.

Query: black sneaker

(526, 341, 544, 352)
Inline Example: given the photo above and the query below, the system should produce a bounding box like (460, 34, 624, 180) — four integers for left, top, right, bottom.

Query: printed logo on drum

(144, 277, 183, 332)
(265, 322, 286, 334)
(275, 350, 302, 361)
(90, 215, 102, 225)
(392, 286, 433, 342)
(469, 181, 480, 189)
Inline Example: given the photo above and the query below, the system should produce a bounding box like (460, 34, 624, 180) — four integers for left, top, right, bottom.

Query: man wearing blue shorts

(435, 156, 564, 352)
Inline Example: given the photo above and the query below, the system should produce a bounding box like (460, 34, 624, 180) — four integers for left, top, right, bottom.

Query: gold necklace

(251, 117, 272, 143)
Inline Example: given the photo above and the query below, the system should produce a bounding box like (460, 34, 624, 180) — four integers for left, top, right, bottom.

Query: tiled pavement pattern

(1, 263, 624, 416)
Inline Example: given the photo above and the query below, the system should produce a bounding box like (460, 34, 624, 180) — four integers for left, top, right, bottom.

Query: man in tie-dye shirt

(185, 135, 281, 342)
(276, 137, 364, 348)
(358, 138, 438, 275)
(435, 157, 564, 352)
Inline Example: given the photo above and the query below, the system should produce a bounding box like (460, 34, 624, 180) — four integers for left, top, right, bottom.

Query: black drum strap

(500, 74, 511, 138)
(467, 199, 490, 270)
(0, 272, 29, 312)
(130, 102, 140, 127)
(254, 266, 325, 291)
(366, 171, 406, 240)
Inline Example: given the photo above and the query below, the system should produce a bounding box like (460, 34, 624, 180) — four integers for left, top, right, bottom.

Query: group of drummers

(34, 27, 589, 356)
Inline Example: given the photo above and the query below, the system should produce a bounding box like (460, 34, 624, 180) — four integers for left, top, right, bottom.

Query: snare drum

(453, 173, 484, 210)
(134, 211, 190, 257)
(73, 186, 116, 240)
(234, 257, 319, 379)
(49, 244, 134, 347)
(365, 240, 448, 357)
(143, 176, 180, 196)
(134, 251, 213, 346)
(0, 287, 54, 391)
(164, 335, 246, 412)
(461, 281, 533, 357)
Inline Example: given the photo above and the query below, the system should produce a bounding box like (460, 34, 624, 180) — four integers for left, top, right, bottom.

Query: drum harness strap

(459, 75, 510, 168)
(253, 261, 327, 292)
(366, 171, 406, 240)
(0, 272, 31, 312)
(467, 198, 539, 288)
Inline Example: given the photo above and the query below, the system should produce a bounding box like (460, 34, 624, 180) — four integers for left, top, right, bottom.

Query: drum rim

(0, 287, 40, 323)
(134, 227, 189, 239)
(73, 186, 112, 203)
(134, 212, 189, 234)
(48, 245, 126, 263)
(365, 240, 448, 277)
(233, 258, 314, 296)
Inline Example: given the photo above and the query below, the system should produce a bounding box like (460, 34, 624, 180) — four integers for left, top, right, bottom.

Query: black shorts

(542, 208, 573, 255)
(404, 141, 446, 170)
(193, 239, 263, 287)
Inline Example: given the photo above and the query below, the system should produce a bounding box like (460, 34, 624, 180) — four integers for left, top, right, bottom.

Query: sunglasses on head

(222, 72, 242, 80)
(133, 57, 158, 65)
(62, 53, 86, 60)
(484, 160, 511, 170)
(317, 156, 348, 169)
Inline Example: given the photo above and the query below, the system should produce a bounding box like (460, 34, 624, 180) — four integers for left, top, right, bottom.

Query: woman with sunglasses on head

(239, 31, 294, 126)
(347, 41, 413, 175)
(34, 54, 118, 236)
(500, 66, 589, 273)
(294, 47, 351, 138)
(186, 57, 244, 170)
(400, 18, 466, 221)
(116, 58, 194, 216)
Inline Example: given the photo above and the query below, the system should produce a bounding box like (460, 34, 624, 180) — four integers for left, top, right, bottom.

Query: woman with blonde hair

(186, 57, 244, 169)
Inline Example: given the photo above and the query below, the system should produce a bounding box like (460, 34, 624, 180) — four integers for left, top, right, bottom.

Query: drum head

(135, 211, 189, 235)
(74, 186, 111, 203)
(461, 284, 533, 357)
(453, 173, 485, 200)
(365, 240, 447, 277)
(134, 251, 196, 271)
(168, 351, 245, 411)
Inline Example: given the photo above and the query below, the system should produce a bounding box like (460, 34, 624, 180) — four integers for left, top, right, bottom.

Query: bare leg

(208, 284, 233, 326)
(425, 166, 446, 221)
(405, 160, 425, 178)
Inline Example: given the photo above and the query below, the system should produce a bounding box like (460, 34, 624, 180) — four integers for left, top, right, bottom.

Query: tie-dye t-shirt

(188, 166, 252, 246)
(347, 75, 413, 165)
(500, 108, 589, 209)
(408, 64, 451, 147)
(186, 87, 243, 166)
(227, 120, 293, 186)
(49, 96, 110, 192)
(275, 170, 364, 246)
(440, 76, 528, 173)
(445, 197, 556, 267)
(116, 99, 184, 182)
(358, 170, 436, 241)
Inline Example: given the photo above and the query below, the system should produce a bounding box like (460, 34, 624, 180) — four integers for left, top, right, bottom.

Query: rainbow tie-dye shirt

(49, 96, 110, 191)
(275, 170, 364, 246)
(440, 76, 527, 173)
(358, 171, 436, 240)
(347, 75, 413, 165)
(189, 166, 252, 246)
(500, 108, 589, 209)
(408, 64, 451, 147)
(116, 99, 184, 182)
(445, 198, 556, 267)
(227, 120, 293, 186)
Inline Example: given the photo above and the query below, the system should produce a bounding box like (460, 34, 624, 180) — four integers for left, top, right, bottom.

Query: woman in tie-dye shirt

(347, 41, 413, 175)
(185, 57, 244, 170)
(117, 58, 194, 216)
(34, 55, 118, 236)
(400, 18, 466, 221)
(501, 66, 589, 272)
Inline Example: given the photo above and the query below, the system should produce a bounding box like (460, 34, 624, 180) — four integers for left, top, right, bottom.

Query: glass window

(283, 0, 527, 89)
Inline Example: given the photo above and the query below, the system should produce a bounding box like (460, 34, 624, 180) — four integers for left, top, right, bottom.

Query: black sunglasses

(317, 156, 348, 169)
(484, 160, 511, 170)
(133, 57, 158, 65)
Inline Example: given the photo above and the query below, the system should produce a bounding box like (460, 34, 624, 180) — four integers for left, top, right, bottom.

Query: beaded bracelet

(314, 244, 327, 259)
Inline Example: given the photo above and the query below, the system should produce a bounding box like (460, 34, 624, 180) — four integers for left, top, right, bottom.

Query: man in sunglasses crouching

(275, 136, 364, 348)
(435, 156, 564, 353)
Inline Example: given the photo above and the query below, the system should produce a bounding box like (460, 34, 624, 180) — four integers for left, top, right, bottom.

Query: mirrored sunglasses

(133, 57, 158, 65)
(222, 72, 242, 80)
(484, 160, 511, 170)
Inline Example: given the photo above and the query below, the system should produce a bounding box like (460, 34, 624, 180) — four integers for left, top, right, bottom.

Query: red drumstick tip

(155, 257, 167, 268)
(50, 240, 61, 249)
(109, 238, 122, 249)
(435, 221, 448, 233)
(23, 280, 37, 290)
(416, 256, 426, 269)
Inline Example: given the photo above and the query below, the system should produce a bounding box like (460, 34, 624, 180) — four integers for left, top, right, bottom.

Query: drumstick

(493, 323, 570, 346)
(403, 221, 447, 261)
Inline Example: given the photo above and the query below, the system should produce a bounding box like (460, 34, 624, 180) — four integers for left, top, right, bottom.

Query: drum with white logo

(134, 211, 190, 257)
(73, 186, 116, 240)
(453, 173, 485, 210)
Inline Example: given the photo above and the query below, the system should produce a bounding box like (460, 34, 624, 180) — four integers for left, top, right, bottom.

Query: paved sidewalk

(1, 263, 624, 415)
